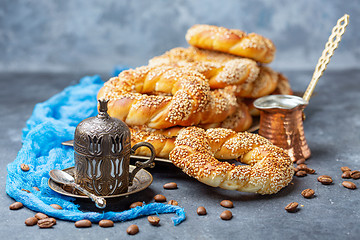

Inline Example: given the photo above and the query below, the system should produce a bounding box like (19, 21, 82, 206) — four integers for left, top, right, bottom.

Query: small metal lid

(254, 95, 308, 111)
(74, 99, 131, 156)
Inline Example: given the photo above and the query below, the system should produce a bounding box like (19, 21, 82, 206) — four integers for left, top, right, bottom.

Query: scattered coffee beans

(342, 181, 357, 190)
(197, 206, 207, 215)
(21, 189, 30, 193)
(341, 166, 351, 172)
(341, 171, 351, 179)
(33, 187, 40, 191)
(99, 219, 114, 228)
(25, 217, 38, 226)
(129, 201, 143, 208)
(163, 182, 178, 189)
(350, 170, 360, 180)
(301, 189, 315, 198)
(296, 170, 307, 177)
(9, 202, 23, 210)
(75, 219, 92, 228)
(317, 175, 333, 185)
(147, 216, 160, 226)
(168, 200, 178, 206)
(35, 213, 48, 220)
(154, 194, 167, 202)
(20, 163, 30, 172)
(285, 202, 299, 213)
(37, 218, 56, 228)
(127, 224, 139, 235)
(220, 210, 233, 220)
(220, 200, 233, 208)
(50, 204, 62, 210)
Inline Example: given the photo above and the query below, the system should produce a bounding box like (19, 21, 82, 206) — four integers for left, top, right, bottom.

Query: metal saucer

(48, 166, 153, 199)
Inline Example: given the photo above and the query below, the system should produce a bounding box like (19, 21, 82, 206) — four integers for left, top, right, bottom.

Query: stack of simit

(98, 24, 293, 159)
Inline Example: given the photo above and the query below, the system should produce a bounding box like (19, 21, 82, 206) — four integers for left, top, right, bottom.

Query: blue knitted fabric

(6, 71, 186, 225)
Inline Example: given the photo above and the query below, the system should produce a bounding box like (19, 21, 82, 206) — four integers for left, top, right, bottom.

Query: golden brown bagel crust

(149, 47, 260, 89)
(169, 127, 294, 194)
(129, 100, 253, 159)
(98, 65, 238, 129)
(231, 66, 279, 98)
(185, 25, 276, 63)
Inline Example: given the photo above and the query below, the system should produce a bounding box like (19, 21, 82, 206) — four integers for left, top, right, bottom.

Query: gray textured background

(1, 0, 359, 73)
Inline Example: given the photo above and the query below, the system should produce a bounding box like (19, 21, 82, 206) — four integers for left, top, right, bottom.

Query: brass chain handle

(303, 14, 349, 102)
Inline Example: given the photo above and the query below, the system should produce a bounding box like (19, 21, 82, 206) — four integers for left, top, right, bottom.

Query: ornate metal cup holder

(48, 166, 153, 199)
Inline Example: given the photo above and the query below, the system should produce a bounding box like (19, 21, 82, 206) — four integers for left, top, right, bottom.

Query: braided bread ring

(186, 24, 276, 63)
(149, 47, 260, 89)
(129, 101, 252, 158)
(231, 66, 279, 98)
(169, 127, 294, 194)
(98, 65, 238, 129)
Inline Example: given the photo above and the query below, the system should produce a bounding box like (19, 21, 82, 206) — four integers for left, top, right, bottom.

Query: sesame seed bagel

(169, 127, 294, 194)
(129, 101, 253, 159)
(231, 66, 279, 98)
(98, 65, 238, 129)
(185, 24, 276, 63)
(149, 47, 260, 89)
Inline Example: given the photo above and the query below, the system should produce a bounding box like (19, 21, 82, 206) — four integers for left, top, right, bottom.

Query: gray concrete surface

(1, 70, 360, 239)
(0, 0, 359, 73)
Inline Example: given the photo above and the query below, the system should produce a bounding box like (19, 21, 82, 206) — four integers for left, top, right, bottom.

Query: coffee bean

(129, 201, 143, 208)
(317, 175, 333, 185)
(37, 218, 56, 228)
(297, 164, 308, 170)
(21, 189, 30, 193)
(99, 220, 114, 228)
(168, 200, 178, 206)
(285, 202, 299, 213)
(126, 224, 139, 235)
(154, 194, 166, 202)
(342, 181, 357, 189)
(301, 189, 315, 198)
(9, 202, 23, 210)
(163, 182, 178, 189)
(197, 206, 207, 215)
(220, 200, 233, 208)
(50, 204, 62, 210)
(220, 210, 232, 220)
(350, 170, 360, 180)
(296, 159, 306, 165)
(20, 163, 30, 172)
(147, 216, 160, 226)
(33, 187, 40, 191)
(75, 219, 92, 228)
(304, 168, 316, 174)
(25, 217, 38, 226)
(341, 166, 351, 172)
(35, 213, 48, 220)
(296, 170, 307, 177)
(341, 171, 351, 179)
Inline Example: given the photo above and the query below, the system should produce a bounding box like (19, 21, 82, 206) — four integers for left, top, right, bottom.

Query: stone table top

(0, 70, 359, 239)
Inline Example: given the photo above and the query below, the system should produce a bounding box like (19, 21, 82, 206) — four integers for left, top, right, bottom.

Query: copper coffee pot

(254, 14, 349, 162)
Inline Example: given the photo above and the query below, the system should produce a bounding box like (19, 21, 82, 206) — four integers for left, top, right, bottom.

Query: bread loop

(185, 24, 276, 63)
(98, 65, 238, 129)
(129, 99, 252, 159)
(169, 127, 294, 194)
(149, 47, 260, 89)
